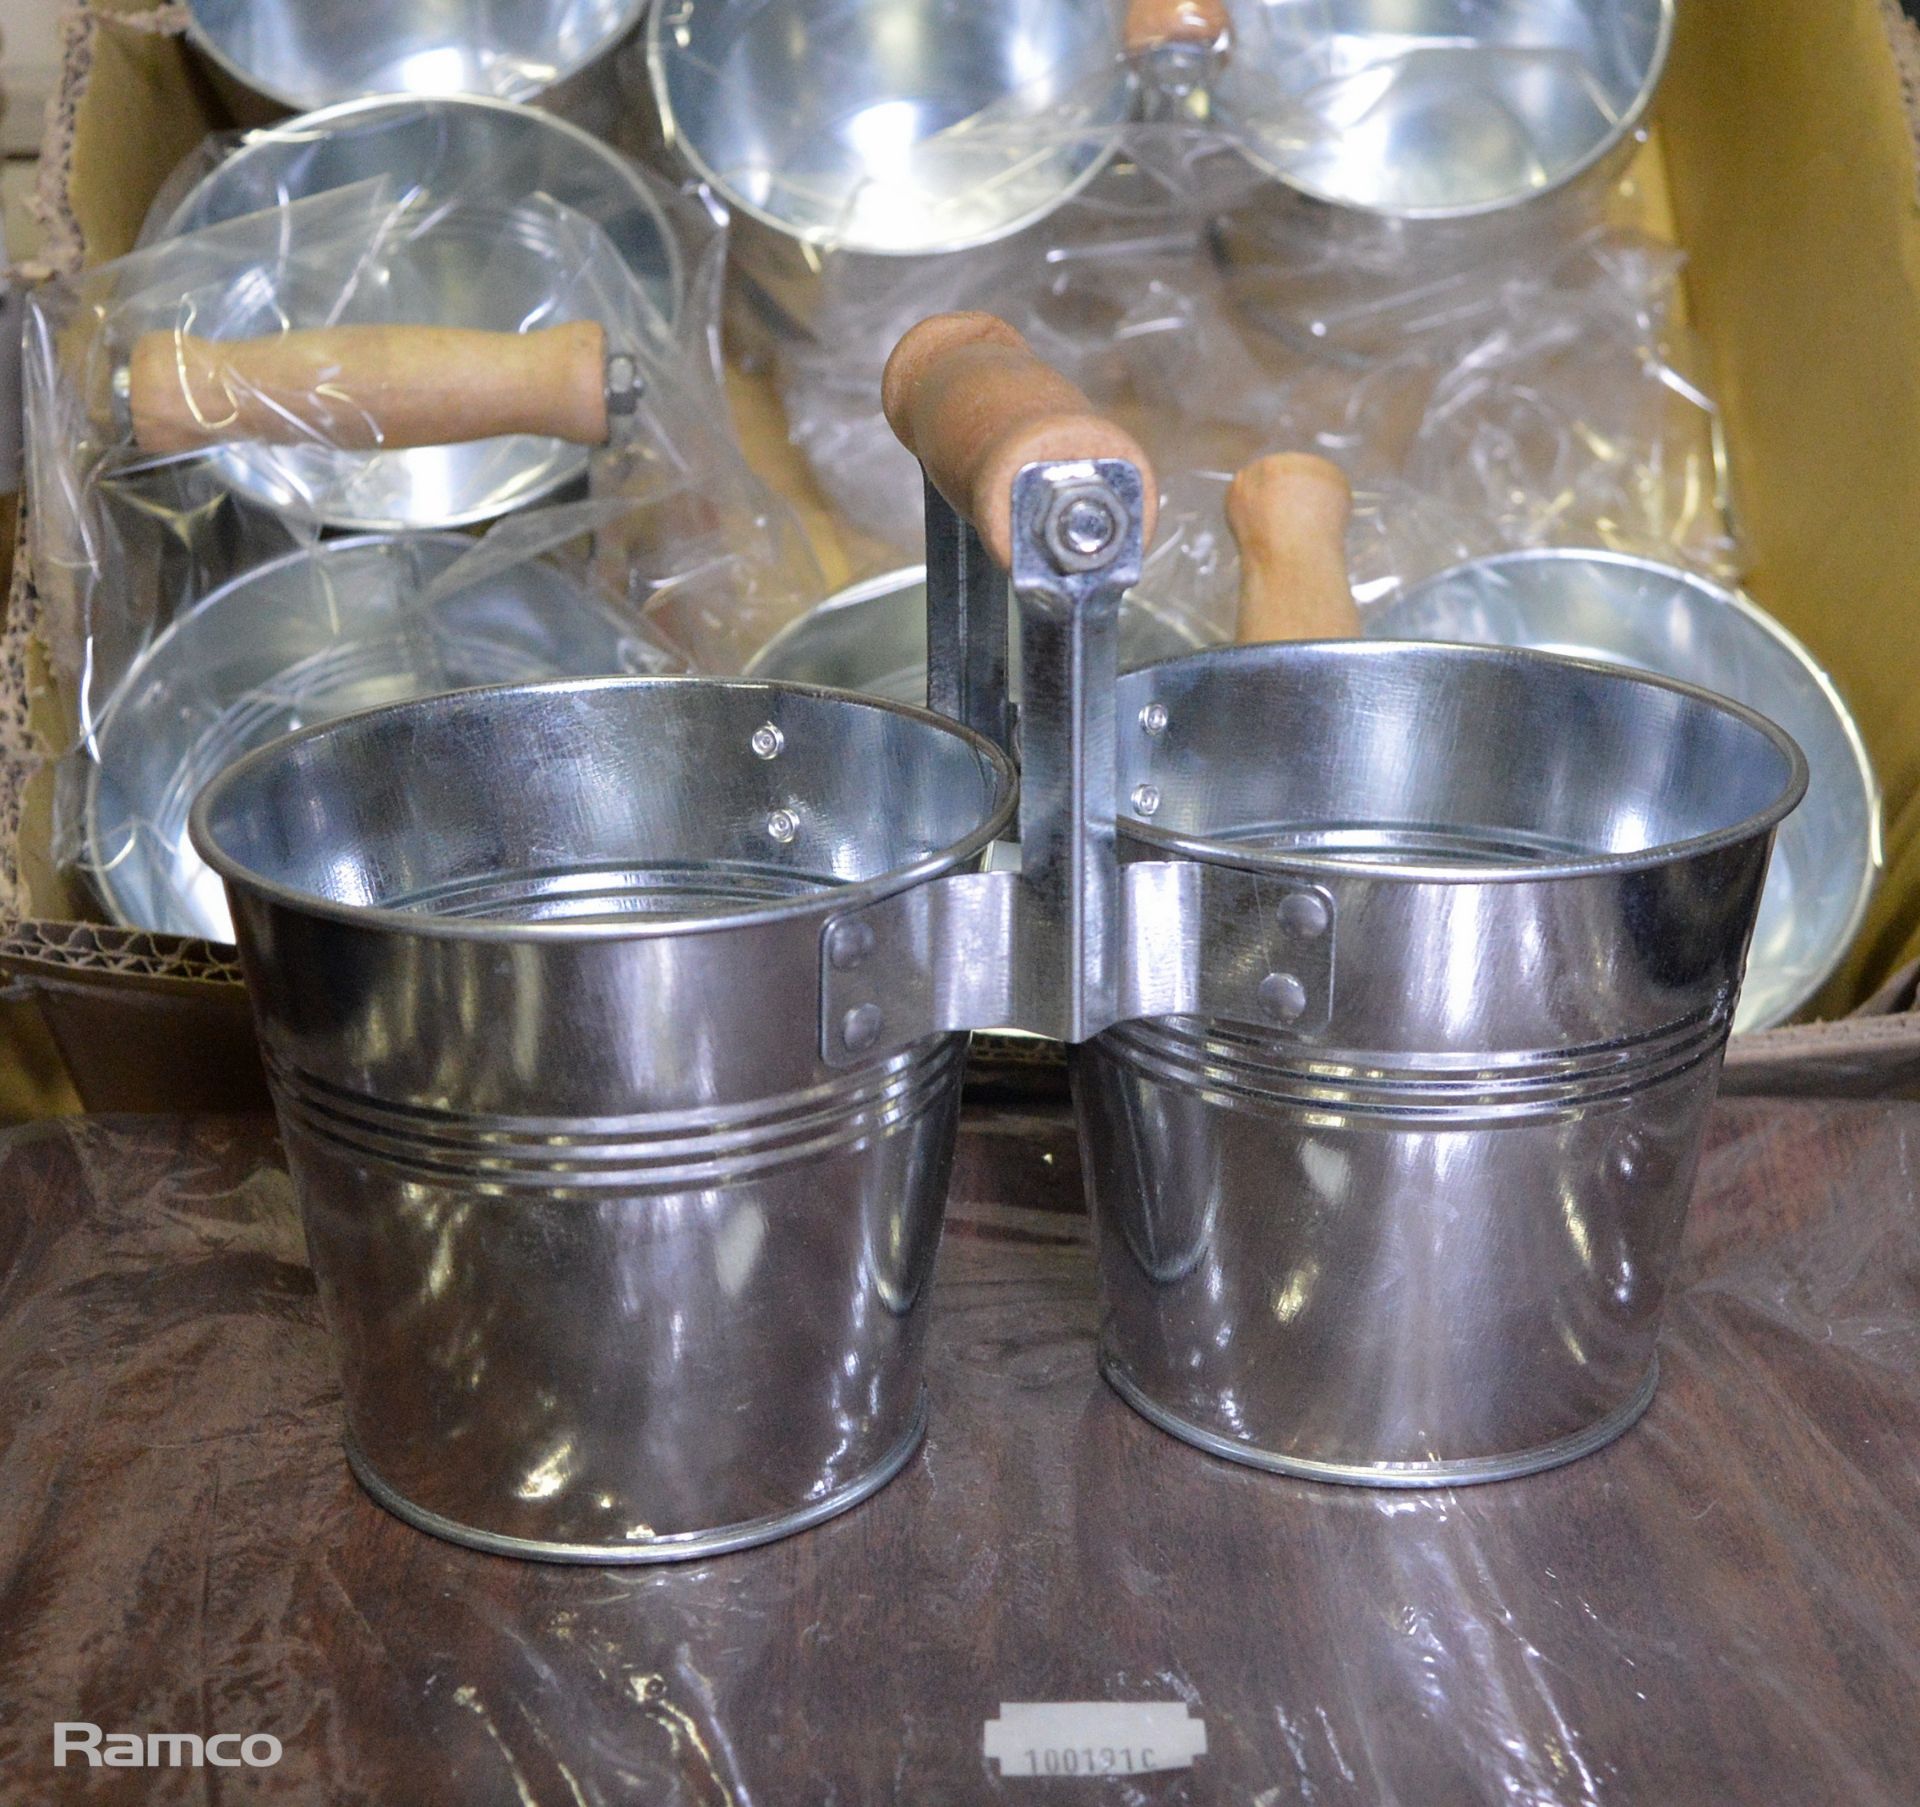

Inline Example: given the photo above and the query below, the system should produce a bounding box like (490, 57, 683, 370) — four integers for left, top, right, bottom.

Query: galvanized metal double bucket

(194, 313, 1802, 1564)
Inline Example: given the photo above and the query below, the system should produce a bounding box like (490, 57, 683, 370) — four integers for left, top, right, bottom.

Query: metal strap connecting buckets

(862, 314, 1808, 1486)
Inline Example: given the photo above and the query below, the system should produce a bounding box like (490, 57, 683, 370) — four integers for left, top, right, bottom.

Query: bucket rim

(189, 674, 1021, 942)
(1116, 638, 1811, 885)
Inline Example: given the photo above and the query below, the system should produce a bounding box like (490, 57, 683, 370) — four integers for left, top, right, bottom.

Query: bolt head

(765, 808, 799, 844)
(1131, 783, 1161, 818)
(1139, 701, 1169, 738)
(751, 723, 784, 760)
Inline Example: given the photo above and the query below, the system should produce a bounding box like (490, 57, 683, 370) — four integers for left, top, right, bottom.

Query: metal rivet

(1139, 701, 1169, 738)
(828, 919, 876, 971)
(751, 723, 784, 760)
(1258, 972, 1309, 1022)
(841, 1003, 884, 1053)
(765, 808, 799, 844)
(1131, 783, 1161, 817)
(1279, 892, 1330, 939)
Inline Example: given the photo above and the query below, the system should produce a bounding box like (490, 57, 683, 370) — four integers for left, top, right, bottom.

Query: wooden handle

(1124, 0, 1230, 55)
(1228, 453, 1360, 643)
(882, 312, 1157, 570)
(127, 322, 611, 454)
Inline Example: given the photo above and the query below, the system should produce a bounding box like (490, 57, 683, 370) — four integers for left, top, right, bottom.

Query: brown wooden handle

(127, 322, 611, 454)
(1124, 0, 1230, 56)
(882, 312, 1157, 570)
(1228, 453, 1360, 643)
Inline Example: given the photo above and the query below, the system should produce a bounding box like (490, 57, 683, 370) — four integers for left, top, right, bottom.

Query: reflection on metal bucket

(1366, 548, 1881, 1033)
(191, 678, 1017, 1559)
(185, 0, 647, 112)
(744, 565, 1210, 703)
(85, 535, 660, 944)
(1216, 0, 1673, 219)
(1076, 641, 1805, 1483)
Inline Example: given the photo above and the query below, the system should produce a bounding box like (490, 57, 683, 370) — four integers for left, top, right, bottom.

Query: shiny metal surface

(1218, 0, 1672, 217)
(646, 0, 1129, 331)
(156, 95, 682, 323)
(815, 459, 1146, 1057)
(1076, 641, 1804, 1482)
(191, 677, 1016, 1560)
(744, 564, 1210, 704)
(1369, 549, 1880, 1032)
(185, 0, 647, 110)
(648, 0, 1127, 254)
(87, 536, 659, 945)
(149, 97, 679, 534)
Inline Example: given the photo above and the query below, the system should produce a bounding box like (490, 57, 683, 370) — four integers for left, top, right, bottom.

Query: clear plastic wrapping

(779, 177, 1734, 626)
(25, 170, 823, 940)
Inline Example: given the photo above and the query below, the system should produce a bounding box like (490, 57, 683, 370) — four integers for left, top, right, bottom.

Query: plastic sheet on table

(0, 1100, 1916, 1801)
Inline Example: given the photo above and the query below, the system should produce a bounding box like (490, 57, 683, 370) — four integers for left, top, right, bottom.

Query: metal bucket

(184, 0, 647, 115)
(85, 534, 663, 944)
(145, 97, 681, 535)
(744, 564, 1211, 703)
(1216, 0, 1673, 219)
(1211, 0, 1672, 354)
(1367, 549, 1882, 1032)
(644, 0, 1135, 334)
(191, 676, 1017, 1561)
(1074, 640, 1806, 1484)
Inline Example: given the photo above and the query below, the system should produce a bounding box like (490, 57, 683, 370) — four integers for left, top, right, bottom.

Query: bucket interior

(653, 0, 1127, 253)
(159, 97, 679, 325)
(1367, 551, 1877, 1027)
(89, 537, 656, 944)
(193, 678, 1014, 925)
(1115, 641, 1803, 872)
(188, 0, 641, 108)
(1220, 0, 1669, 215)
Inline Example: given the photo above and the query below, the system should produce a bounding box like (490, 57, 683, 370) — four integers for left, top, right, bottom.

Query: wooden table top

(1, 1100, 1917, 1804)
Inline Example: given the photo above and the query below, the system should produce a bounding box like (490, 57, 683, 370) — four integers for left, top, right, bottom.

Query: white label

(983, 1703, 1207, 1778)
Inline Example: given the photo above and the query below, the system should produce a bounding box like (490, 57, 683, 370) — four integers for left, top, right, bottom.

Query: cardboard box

(7, 0, 1920, 1108)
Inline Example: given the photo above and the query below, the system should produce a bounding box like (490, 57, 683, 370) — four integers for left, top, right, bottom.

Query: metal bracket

(833, 450, 1337, 1067)
(819, 861, 1336, 1066)
(1118, 862, 1335, 1034)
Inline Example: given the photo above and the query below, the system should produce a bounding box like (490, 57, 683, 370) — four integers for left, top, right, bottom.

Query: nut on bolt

(1042, 479, 1127, 573)
(605, 352, 643, 417)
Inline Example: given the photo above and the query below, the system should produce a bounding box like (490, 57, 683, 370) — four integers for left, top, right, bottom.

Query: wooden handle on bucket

(1124, 0, 1230, 56)
(127, 322, 612, 454)
(882, 312, 1157, 570)
(1228, 453, 1360, 643)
